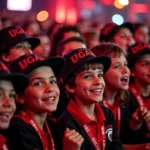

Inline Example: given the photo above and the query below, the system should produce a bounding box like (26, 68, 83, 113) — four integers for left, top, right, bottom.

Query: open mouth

(0, 112, 12, 121)
(121, 76, 129, 84)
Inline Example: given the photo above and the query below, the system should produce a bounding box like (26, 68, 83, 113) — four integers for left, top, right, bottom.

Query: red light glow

(131, 4, 148, 13)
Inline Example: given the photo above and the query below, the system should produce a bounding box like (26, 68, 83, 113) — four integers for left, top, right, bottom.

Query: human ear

(65, 84, 75, 94)
(15, 93, 25, 104)
(1, 53, 10, 62)
(130, 68, 135, 77)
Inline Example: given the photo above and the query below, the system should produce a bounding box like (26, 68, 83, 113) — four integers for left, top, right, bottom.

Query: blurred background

(0, 0, 150, 26)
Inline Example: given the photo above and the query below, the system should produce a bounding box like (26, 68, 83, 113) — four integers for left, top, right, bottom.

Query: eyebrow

(29, 76, 56, 82)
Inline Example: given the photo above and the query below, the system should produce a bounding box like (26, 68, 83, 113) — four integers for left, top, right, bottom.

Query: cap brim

(63, 55, 111, 84)
(1, 37, 40, 52)
(0, 73, 29, 93)
(80, 55, 111, 74)
(128, 49, 150, 66)
(25, 37, 40, 50)
(24, 57, 65, 77)
(119, 22, 134, 33)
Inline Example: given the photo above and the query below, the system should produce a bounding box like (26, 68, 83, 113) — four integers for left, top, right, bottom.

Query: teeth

(92, 89, 101, 92)
(43, 97, 55, 101)
(49, 97, 55, 101)
(0, 112, 10, 117)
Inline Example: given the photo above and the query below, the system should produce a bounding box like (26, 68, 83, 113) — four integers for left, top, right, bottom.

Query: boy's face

(67, 68, 105, 104)
(131, 54, 150, 86)
(3, 41, 32, 62)
(134, 26, 150, 43)
(63, 31, 81, 40)
(104, 53, 130, 91)
(0, 80, 16, 129)
(22, 66, 60, 114)
(113, 28, 135, 50)
(33, 35, 50, 59)
(61, 41, 86, 56)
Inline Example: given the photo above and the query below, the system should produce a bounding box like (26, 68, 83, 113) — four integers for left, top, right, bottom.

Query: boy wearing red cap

(100, 22, 135, 51)
(0, 60, 29, 150)
(56, 48, 123, 149)
(127, 43, 150, 145)
(0, 25, 40, 66)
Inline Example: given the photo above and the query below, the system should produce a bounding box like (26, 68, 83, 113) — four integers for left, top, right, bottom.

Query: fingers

(64, 128, 84, 148)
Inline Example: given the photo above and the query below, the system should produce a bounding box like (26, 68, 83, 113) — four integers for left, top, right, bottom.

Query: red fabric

(67, 100, 106, 147)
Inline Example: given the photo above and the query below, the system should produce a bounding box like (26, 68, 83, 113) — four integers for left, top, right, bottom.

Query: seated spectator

(0, 25, 40, 66)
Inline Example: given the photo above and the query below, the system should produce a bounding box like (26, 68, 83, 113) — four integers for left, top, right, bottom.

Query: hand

(63, 128, 84, 150)
(132, 107, 150, 123)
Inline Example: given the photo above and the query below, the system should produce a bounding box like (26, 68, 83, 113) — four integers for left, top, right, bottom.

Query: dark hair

(57, 36, 85, 56)
(134, 22, 149, 32)
(49, 24, 82, 57)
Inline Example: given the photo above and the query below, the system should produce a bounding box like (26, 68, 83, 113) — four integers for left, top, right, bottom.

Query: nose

(25, 48, 32, 54)
(122, 66, 130, 74)
(45, 83, 54, 93)
(93, 76, 104, 85)
(128, 36, 135, 45)
(3, 96, 15, 108)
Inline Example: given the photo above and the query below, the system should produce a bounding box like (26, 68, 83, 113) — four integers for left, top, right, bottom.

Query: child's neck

(75, 100, 97, 121)
(132, 80, 150, 97)
(25, 109, 47, 129)
(104, 86, 118, 106)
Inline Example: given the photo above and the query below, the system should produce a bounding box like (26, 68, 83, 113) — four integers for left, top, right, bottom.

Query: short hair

(91, 42, 127, 58)
(65, 61, 104, 100)
(57, 36, 86, 56)
(50, 24, 82, 57)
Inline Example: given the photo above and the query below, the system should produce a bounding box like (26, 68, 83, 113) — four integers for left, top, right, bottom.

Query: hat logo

(8, 28, 25, 37)
(131, 43, 150, 54)
(18, 55, 43, 69)
(102, 24, 116, 35)
(70, 50, 95, 63)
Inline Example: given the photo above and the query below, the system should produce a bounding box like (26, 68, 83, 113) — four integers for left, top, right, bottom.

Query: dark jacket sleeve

(5, 118, 43, 150)
(56, 109, 123, 150)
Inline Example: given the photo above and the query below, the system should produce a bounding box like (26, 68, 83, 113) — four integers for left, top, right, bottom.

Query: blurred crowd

(0, 10, 150, 150)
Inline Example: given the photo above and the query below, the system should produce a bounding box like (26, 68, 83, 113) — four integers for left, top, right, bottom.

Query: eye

(10, 93, 16, 99)
(0, 90, 3, 98)
(124, 63, 128, 67)
(15, 44, 24, 49)
(26, 44, 32, 49)
(50, 79, 57, 85)
(84, 74, 92, 79)
(114, 64, 120, 69)
(142, 62, 149, 67)
(98, 73, 103, 78)
(32, 81, 43, 86)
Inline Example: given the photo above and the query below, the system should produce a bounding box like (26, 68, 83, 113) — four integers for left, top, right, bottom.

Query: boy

(0, 25, 40, 66)
(99, 22, 135, 51)
(56, 48, 123, 149)
(127, 42, 150, 144)
(0, 60, 29, 149)
(8, 53, 83, 150)
(57, 36, 86, 56)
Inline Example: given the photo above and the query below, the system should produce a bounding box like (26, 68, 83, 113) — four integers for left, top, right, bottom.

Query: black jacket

(55, 106, 123, 150)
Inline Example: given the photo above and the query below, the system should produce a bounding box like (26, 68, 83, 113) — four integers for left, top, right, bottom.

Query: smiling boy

(56, 48, 123, 150)
(0, 60, 29, 149)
